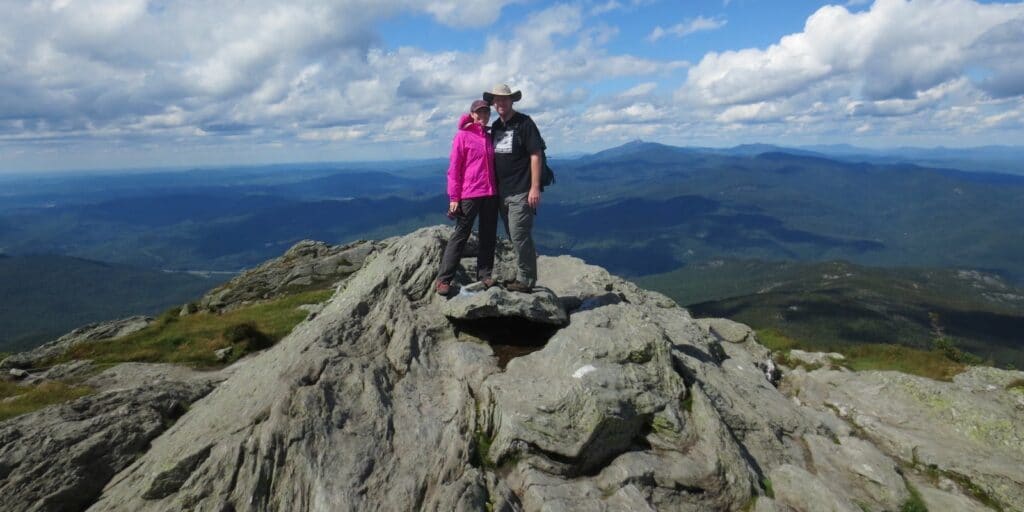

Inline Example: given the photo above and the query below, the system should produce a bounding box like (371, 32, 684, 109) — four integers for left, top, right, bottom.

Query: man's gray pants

(500, 192, 537, 287)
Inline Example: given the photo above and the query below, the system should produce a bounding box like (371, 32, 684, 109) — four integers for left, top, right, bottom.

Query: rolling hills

(0, 255, 220, 352)
(2, 142, 1023, 360)
(638, 259, 1024, 368)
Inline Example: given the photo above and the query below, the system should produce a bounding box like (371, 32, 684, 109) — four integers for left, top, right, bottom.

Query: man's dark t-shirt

(491, 112, 544, 196)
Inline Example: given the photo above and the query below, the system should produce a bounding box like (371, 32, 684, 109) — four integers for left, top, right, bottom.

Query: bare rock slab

(441, 286, 568, 326)
(696, 317, 755, 343)
(783, 366, 1024, 511)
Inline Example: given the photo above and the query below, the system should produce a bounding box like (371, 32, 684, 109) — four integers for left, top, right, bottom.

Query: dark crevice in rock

(143, 444, 214, 500)
(564, 292, 627, 314)
(674, 344, 716, 367)
(698, 382, 769, 497)
(499, 414, 655, 479)
(297, 358, 329, 386)
(671, 351, 699, 388)
(451, 318, 560, 369)
(225, 443, 246, 499)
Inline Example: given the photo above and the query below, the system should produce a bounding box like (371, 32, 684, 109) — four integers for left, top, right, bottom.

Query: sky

(1, 0, 1023, 172)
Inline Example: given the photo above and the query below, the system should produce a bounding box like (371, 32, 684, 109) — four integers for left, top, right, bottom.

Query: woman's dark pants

(437, 196, 499, 284)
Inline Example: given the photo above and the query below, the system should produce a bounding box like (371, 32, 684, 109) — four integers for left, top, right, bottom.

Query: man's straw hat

(483, 84, 522, 103)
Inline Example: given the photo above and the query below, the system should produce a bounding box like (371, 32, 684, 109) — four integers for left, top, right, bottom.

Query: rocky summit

(2, 226, 1023, 511)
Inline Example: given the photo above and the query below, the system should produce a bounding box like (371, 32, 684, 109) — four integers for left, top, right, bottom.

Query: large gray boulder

(1, 316, 152, 370)
(441, 286, 568, 326)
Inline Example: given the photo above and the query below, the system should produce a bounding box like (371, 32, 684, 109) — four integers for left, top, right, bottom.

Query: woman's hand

(448, 201, 460, 218)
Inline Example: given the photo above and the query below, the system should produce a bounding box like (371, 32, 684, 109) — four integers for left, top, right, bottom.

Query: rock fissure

(5, 227, 1022, 512)
(142, 444, 213, 500)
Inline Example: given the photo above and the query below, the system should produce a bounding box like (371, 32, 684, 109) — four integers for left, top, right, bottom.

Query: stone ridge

(198, 239, 377, 312)
(1, 316, 152, 370)
(1, 226, 1021, 511)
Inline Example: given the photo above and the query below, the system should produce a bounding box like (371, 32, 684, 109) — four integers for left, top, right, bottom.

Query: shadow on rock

(451, 317, 560, 369)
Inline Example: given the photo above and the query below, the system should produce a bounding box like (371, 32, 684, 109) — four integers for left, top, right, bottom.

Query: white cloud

(3, 0, 1024, 171)
(669, 0, 1024, 146)
(0, 0, 693, 170)
(648, 16, 727, 43)
(846, 78, 969, 117)
(620, 82, 658, 97)
(590, 1, 623, 16)
(583, 102, 666, 124)
(589, 0, 656, 16)
(717, 102, 792, 124)
(681, 0, 1024, 107)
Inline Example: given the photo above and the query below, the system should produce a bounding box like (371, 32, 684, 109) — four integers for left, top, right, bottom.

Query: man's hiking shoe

(435, 280, 452, 296)
(504, 281, 533, 293)
(480, 277, 496, 289)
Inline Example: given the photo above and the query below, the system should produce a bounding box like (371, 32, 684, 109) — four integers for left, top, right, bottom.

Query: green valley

(639, 259, 1024, 368)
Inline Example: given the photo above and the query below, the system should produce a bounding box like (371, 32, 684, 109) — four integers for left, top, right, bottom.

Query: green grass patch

(757, 329, 965, 381)
(52, 288, 332, 368)
(760, 477, 774, 499)
(0, 380, 94, 421)
(473, 426, 496, 470)
(680, 391, 694, 413)
(755, 328, 801, 352)
(900, 479, 928, 512)
(839, 344, 965, 381)
(1007, 379, 1024, 394)
(911, 461, 1003, 512)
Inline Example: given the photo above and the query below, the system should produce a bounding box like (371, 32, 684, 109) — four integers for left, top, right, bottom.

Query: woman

(435, 99, 498, 296)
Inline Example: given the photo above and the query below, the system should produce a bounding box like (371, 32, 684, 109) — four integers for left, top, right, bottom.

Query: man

(483, 84, 544, 293)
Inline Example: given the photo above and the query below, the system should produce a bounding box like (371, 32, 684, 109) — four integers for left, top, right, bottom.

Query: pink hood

(447, 114, 496, 201)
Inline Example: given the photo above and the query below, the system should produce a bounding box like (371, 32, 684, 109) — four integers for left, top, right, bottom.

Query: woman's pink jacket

(447, 114, 496, 201)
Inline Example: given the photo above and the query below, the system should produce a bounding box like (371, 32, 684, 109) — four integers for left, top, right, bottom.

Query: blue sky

(1, 0, 1022, 172)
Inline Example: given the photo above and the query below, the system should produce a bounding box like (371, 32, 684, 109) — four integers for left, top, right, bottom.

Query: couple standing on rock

(435, 84, 547, 297)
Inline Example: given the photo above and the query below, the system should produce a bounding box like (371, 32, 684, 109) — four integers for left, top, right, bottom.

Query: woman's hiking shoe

(504, 281, 533, 293)
(435, 280, 452, 296)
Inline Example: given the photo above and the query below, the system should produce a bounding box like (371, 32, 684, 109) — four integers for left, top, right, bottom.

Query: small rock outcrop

(0, 379, 217, 512)
(0, 316, 152, 370)
(1, 226, 1021, 512)
(198, 239, 377, 311)
(442, 287, 569, 326)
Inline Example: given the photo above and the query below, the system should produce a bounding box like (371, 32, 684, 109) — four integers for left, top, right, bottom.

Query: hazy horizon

(5, 140, 1024, 177)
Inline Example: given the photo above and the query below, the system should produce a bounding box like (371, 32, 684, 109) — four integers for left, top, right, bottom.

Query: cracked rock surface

(0, 380, 216, 512)
(4, 226, 1021, 511)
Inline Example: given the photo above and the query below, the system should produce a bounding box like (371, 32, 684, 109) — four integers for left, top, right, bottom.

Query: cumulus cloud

(672, 0, 1024, 145)
(680, 0, 1024, 107)
(590, 0, 657, 16)
(620, 82, 658, 97)
(0, 0, 689, 168)
(3, 0, 1024, 171)
(648, 16, 727, 43)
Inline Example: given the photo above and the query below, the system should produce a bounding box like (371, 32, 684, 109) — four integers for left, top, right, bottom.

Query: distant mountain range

(638, 259, 1024, 368)
(2, 141, 1023, 355)
(0, 255, 218, 352)
(557, 140, 1024, 175)
(1, 141, 1022, 281)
